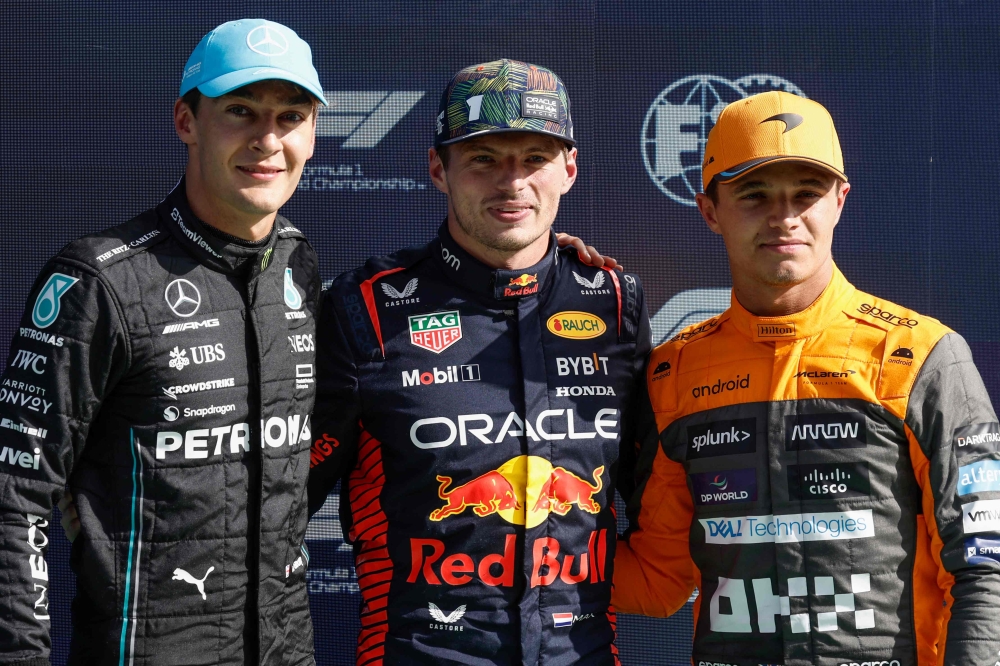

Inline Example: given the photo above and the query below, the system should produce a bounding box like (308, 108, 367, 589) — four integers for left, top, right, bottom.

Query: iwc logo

(641, 75, 806, 206)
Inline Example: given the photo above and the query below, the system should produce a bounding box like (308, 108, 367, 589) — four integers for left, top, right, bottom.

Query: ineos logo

(441, 246, 461, 271)
(246, 25, 289, 56)
(164, 279, 202, 318)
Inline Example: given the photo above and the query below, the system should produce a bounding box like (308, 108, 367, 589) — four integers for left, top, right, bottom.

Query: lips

(237, 164, 285, 180)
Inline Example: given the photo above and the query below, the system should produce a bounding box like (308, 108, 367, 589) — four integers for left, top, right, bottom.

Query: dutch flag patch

(552, 612, 574, 628)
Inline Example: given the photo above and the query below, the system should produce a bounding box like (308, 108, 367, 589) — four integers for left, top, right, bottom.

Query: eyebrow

(731, 177, 828, 195)
(223, 89, 314, 107)
(460, 142, 562, 155)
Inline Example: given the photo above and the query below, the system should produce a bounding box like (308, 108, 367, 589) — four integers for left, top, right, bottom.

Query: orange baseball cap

(702, 91, 847, 190)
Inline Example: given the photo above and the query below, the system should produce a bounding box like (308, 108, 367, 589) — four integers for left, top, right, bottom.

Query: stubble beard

(453, 202, 549, 253)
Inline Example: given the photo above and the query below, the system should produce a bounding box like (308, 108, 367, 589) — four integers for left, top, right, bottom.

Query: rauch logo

(546, 311, 606, 340)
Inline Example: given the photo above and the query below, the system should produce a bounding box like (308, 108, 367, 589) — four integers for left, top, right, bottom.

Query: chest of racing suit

(308, 225, 650, 666)
(614, 267, 1000, 666)
(0, 184, 320, 666)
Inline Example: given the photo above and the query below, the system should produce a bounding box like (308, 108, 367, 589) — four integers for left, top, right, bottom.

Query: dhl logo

(428, 456, 604, 528)
(508, 273, 538, 288)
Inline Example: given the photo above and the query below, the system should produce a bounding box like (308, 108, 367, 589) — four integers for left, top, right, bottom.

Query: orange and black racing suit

(614, 267, 1000, 666)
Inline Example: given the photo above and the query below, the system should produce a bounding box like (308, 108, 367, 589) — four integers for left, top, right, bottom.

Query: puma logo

(172, 566, 214, 600)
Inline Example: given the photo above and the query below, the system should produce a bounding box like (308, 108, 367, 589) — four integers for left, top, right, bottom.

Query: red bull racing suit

(309, 224, 650, 665)
(614, 267, 1000, 666)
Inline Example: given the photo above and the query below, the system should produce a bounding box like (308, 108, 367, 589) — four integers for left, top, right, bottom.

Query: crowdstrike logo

(161, 377, 236, 400)
(642, 74, 806, 206)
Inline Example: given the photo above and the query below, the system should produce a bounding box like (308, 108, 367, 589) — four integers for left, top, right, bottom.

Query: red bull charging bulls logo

(430, 471, 523, 521)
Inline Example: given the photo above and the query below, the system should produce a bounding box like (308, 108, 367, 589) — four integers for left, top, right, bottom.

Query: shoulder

(326, 241, 433, 299)
(51, 208, 165, 275)
(845, 288, 952, 356)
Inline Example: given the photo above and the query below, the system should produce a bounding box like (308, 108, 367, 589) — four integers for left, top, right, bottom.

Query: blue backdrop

(4, 1, 999, 664)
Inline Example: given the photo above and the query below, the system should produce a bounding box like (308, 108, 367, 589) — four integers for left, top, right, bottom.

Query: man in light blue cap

(2, 19, 325, 665)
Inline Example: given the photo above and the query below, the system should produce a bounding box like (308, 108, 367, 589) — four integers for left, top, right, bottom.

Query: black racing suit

(0, 183, 320, 665)
(308, 224, 651, 665)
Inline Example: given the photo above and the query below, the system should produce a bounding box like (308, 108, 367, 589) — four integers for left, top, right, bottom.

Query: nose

(249, 116, 282, 155)
(768, 195, 801, 230)
(494, 156, 530, 194)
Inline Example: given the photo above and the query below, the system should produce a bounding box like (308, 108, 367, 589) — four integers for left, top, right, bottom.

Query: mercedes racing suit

(613, 266, 1000, 666)
(308, 224, 650, 665)
(0, 183, 319, 665)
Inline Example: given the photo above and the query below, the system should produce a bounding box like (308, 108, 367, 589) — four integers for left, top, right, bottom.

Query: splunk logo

(784, 413, 867, 451)
(691, 374, 750, 398)
(686, 418, 756, 459)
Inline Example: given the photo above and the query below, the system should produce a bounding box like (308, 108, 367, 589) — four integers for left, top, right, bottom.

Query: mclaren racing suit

(308, 224, 650, 665)
(0, 183, 319, 665)
(613, 266, 1000, 666)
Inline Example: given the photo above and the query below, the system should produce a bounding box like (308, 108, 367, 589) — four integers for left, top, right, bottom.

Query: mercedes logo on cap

(164, 279, 202, 318)
(246, 25, 289, 56)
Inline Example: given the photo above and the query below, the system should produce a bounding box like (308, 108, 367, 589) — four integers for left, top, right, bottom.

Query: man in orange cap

(613, 91, 1000, 665)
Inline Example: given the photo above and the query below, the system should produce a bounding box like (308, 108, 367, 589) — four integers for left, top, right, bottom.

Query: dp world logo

(641, 74, 806, 206)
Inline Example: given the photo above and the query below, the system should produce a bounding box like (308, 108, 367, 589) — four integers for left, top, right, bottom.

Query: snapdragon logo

(699, 510, 875, 544)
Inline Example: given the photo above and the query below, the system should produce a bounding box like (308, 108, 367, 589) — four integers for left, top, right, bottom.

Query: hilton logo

(757, 323, 795, 338)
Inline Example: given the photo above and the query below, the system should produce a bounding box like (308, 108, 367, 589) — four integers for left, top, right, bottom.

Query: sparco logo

(642, 74, 806, 206)
(856, 303, 918, 328)
(691, 373, 750, 398)
(686, 418, 756, 459)
(838, 661, 900, 666)
(784, 413, 867, 451)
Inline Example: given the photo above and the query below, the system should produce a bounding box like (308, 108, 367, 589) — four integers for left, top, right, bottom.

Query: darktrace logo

(785, 413, 867, 451)
(651, 359, 671, 381)
(690, 468, 756, 505)
(787, 462, 871, 499)
(691, 373, 750, 398)
(857, 303, 918, 328)
(954, 423, 1000, 461)
(686, 418, 756, 459)
(756, 323, 795, 338)
(669, 318, 718, 343)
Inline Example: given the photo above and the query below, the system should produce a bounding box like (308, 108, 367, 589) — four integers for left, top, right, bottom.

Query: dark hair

(180, 82, 318, 118)
(181, 88, 203, 116)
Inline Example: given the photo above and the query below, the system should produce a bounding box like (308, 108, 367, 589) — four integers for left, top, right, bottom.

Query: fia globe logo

(641, 74, 806, 206)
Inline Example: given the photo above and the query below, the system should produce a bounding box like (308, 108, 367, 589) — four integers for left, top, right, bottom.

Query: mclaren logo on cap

(761, 112, 804, 133)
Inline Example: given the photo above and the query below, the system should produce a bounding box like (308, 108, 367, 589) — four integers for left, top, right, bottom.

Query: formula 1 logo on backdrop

(316, 91, 425, 148)
(641, 75, 806, 206)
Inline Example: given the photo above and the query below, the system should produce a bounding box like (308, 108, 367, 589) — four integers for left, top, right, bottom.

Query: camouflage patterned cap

(435, 59, 575, 147)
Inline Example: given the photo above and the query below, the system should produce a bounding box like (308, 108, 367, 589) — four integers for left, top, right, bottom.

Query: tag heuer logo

(409, 311, 462, 353)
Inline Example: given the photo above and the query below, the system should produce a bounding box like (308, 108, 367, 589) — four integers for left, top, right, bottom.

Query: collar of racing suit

(431, 221, 559, 300)
(726, 264, 857, 342)
(158, 178, 279, 277)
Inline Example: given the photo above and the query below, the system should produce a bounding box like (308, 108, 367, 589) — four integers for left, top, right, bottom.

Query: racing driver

(0, 19, 325, 665)
(613, 90, 1000, 665)
(308, 59, 650, 665)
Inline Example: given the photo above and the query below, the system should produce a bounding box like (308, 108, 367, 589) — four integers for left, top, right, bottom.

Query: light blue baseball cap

(179, 19, 328, 105)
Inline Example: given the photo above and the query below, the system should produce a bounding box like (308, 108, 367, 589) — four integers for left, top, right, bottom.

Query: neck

(446, 216, 550, 270)
(731, 259, 834, 317)
(184, 169, 276, 242)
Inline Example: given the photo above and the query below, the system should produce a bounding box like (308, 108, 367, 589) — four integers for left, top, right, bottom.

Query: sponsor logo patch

(784, 413, 867, 451)
(409, 311, 463, 353)
(520, 91, 561, 121)
(756, 323, 795, 338)
(162, 318, 219, 335)
(699, 510, 875, 544)
(962, 499, 1000, 533)
(857, 303, 918, 328)
(958, 459, 1000, 496)
(402, 365, 480, 387)
(504, 273, 539, 297)
(691, 374, 750, 398)
(690, 468, 757, 505)
(546, 311, 606, 340)
(955, 423, 1000, 460)
(32, 273, 79, 329)
(686, 418, 756, 459)
(963, 536, 1000, 565)
(787, 462, 870, 499)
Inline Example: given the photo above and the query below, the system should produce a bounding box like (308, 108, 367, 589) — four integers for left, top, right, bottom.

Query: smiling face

(175, 79, 317, 238)
(696, 161, 850, 314)
(429, 132, 578, 268)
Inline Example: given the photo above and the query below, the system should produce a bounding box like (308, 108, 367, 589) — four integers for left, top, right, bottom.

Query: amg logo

(785, 413, 867, 451)
(162, 318, 219, 335)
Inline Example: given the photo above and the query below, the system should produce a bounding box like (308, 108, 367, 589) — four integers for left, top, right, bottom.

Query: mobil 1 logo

(785, 413, 867, 451)
(686, 418, 756, 460)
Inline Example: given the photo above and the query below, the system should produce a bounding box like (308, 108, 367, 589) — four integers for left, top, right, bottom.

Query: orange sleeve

(613, 446, 696, 617)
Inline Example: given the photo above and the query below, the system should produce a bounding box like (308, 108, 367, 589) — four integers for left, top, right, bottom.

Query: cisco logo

(641, 75, 806, 206)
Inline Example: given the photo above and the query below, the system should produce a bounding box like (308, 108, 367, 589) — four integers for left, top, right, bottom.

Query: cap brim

(197, 67, 328, 106)
(715, 156, 847, 184)
(436, 126, 575, 147)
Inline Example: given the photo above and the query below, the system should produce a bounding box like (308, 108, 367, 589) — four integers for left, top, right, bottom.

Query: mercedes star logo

(246, 25, 289, 56)
(164, 279, 202, 318)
